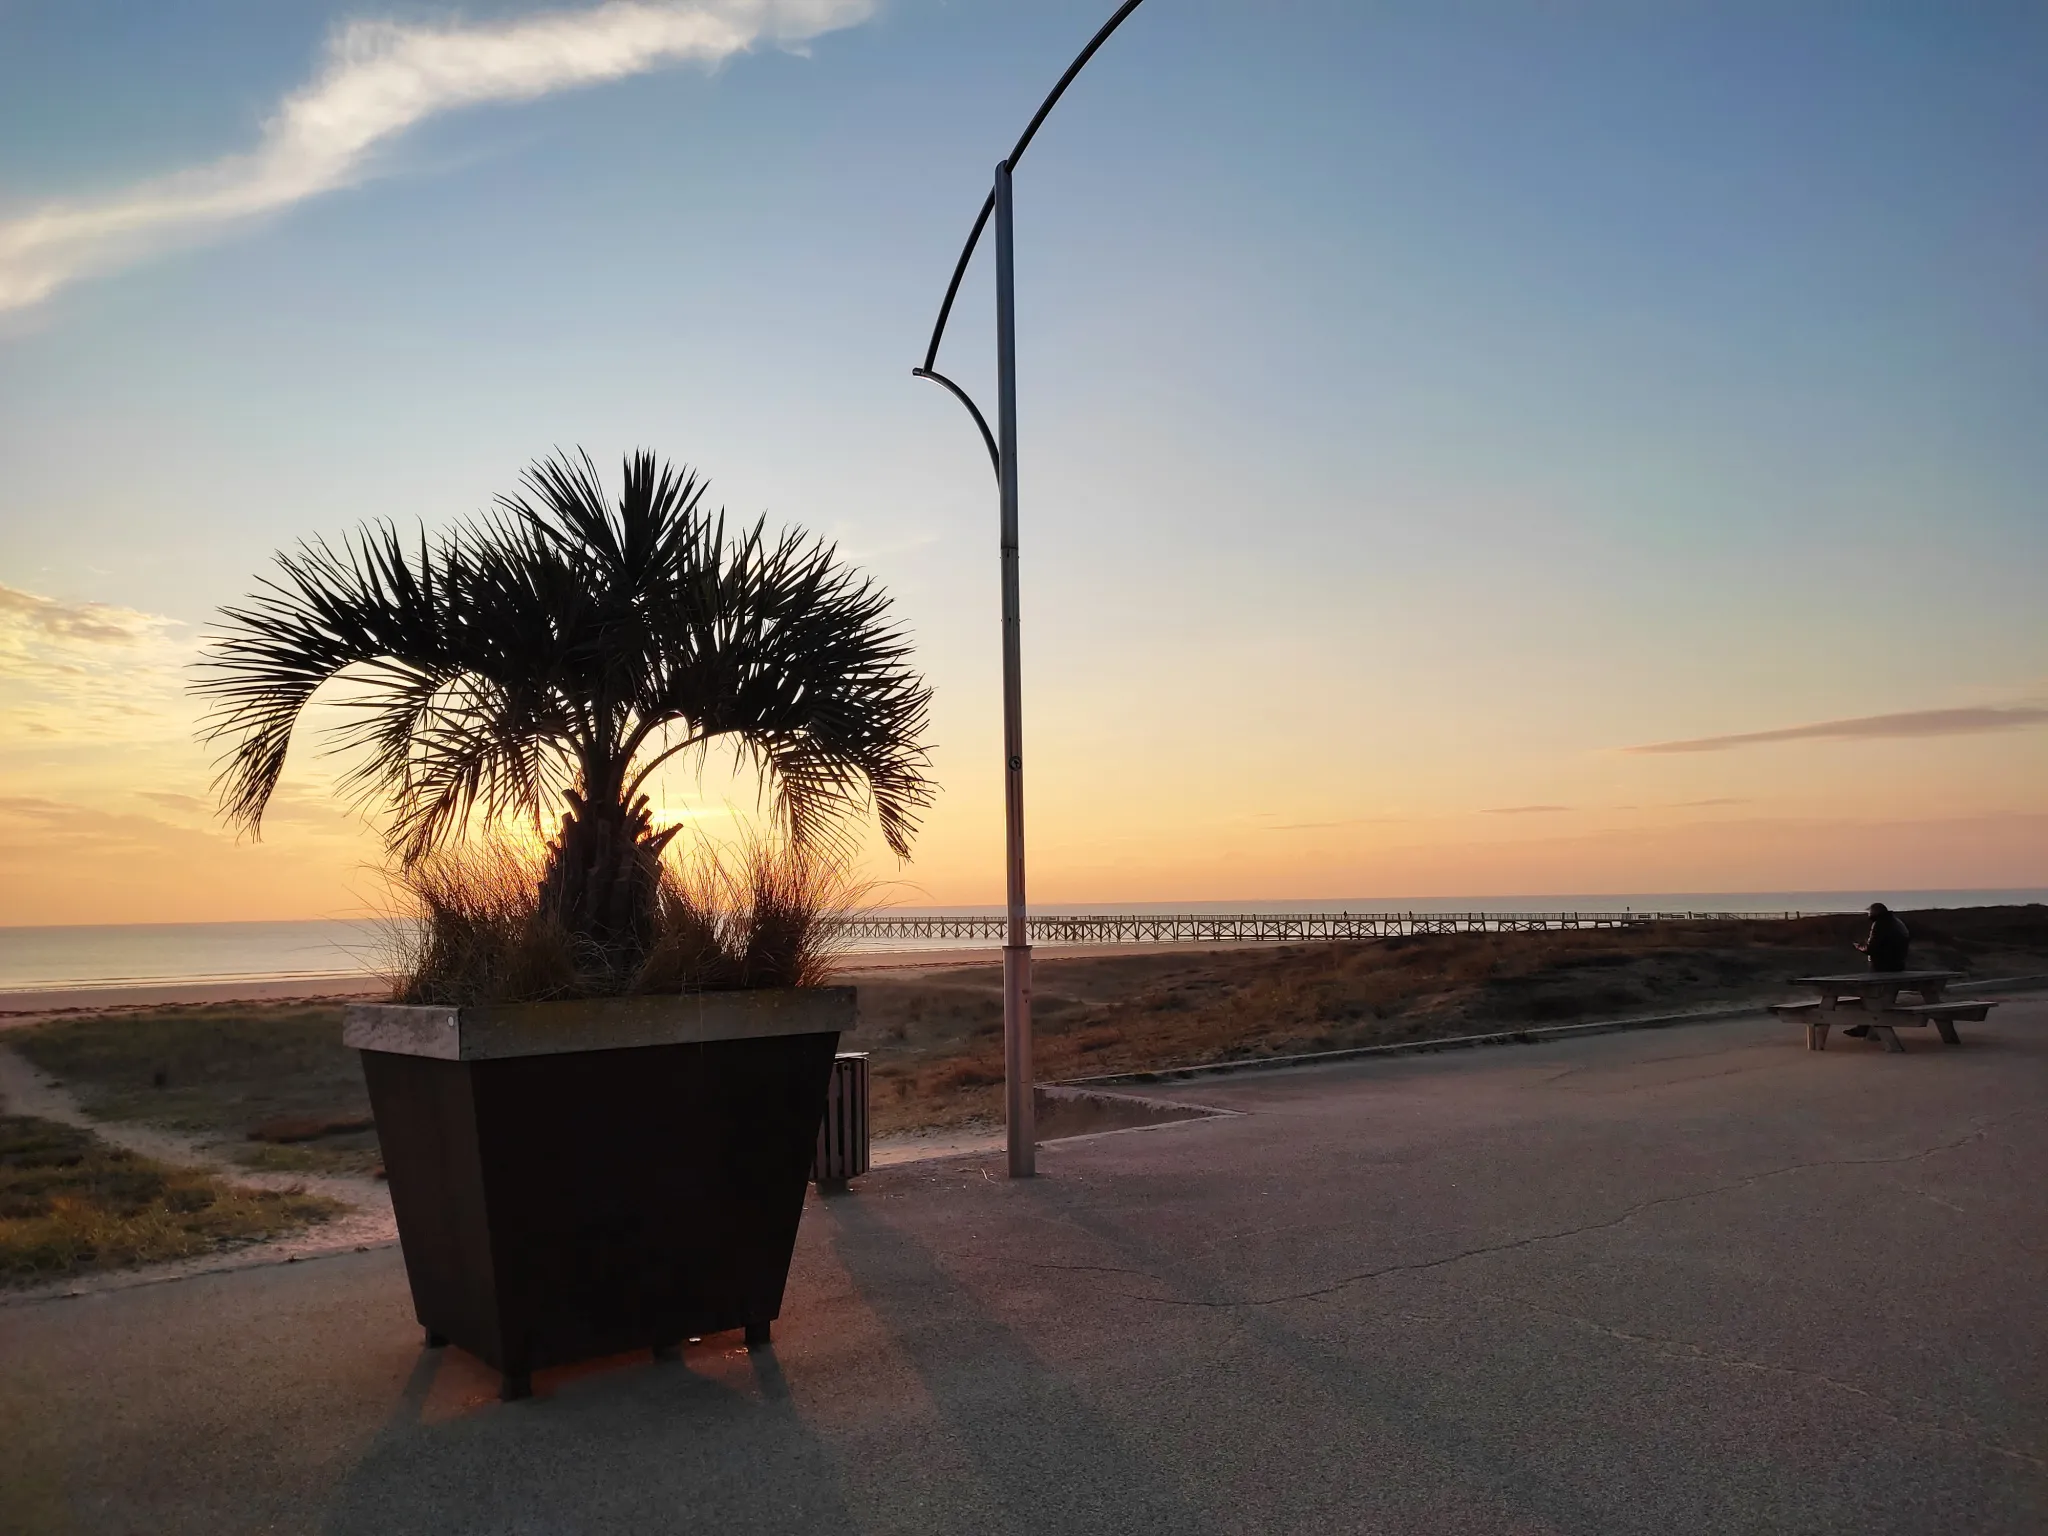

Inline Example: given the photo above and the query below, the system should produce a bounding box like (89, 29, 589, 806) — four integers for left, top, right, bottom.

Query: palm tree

(195, 449, 934, 975)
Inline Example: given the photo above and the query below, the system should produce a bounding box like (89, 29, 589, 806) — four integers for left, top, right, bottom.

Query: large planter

(343, 988, 851, 1399)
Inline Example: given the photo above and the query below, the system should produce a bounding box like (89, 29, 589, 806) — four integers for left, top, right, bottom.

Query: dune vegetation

(0, 1115, 340, 1284)
(837, 906, 2048, 1132)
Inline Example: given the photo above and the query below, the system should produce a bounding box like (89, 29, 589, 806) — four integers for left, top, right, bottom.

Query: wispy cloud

(0, 584, 171, 649)
(0, 0, 873, 311)
(1264, 816, 1403, 832)
(135, 790, 212, 815)
(0, 795, 215, 858)
(1624, 707, 2048, 756)
(1483, 804, 1572, 815)
(0, 584, 188, 740)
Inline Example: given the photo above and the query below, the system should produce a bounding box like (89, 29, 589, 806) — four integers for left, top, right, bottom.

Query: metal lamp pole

(992, 161, 1034, 1176)
(913, 0, 1151, 1180)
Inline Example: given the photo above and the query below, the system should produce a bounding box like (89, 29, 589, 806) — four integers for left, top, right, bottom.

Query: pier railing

(827, 911, 1805, 946)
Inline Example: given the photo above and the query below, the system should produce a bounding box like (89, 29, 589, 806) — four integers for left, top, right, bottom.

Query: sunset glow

(3, 3, 2043, 925)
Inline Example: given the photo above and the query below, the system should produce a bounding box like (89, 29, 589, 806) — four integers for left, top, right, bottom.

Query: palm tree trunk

(540, 786, 675, 980)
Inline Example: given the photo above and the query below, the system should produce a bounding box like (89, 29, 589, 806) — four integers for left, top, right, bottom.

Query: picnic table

(1775, 971, 1993, 1053)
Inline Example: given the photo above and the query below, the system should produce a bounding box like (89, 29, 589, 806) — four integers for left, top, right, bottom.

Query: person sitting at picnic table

(1858, 902, 1912, 972)
(1842, 902, 1913, 1037)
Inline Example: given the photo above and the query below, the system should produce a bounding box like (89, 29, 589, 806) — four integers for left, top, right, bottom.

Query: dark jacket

(1865, 912, 1912, 972)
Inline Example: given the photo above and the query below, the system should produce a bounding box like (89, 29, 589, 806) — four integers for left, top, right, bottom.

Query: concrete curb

(1058, 1003, 1768, 1089)
(0, 1234, 398, 1310)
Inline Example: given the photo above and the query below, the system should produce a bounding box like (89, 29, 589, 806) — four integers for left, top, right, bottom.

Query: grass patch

(13, 1004, 377, 1176)
(0, 1115, 341, 1284)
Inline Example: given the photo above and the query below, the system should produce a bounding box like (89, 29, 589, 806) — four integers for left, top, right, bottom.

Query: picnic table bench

(1772, 971, 1998, 1053)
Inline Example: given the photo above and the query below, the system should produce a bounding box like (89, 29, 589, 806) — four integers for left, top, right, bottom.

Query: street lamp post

(991, 161, 1033, 1176)
(913, 1, 1151, 1180)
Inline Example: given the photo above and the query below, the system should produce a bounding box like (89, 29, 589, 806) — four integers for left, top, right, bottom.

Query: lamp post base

(1003, 942, 1035, 1178)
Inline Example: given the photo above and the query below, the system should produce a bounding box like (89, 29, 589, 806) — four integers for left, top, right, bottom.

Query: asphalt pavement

(5, 1003, 2044, 1535)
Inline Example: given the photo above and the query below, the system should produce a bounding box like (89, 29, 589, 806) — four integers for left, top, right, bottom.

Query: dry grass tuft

(641, 835, 859, 993)
(386, 834, 864, 1005)
(388, 842, 581, 1006)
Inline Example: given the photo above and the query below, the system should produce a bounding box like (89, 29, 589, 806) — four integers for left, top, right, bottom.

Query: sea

(1, 890, 2041, 993)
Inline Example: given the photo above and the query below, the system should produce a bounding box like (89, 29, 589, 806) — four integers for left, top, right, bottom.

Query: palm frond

(194, 449, 937, 901)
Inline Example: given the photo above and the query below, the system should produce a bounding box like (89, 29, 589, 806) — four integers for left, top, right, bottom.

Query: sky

(1, 0, 2044, 926)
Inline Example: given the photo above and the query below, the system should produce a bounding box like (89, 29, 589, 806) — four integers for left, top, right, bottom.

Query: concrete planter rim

(344, 986, 856, 1062)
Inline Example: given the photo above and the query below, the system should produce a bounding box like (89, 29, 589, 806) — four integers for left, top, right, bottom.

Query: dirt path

(0, 1042, 397, 1296)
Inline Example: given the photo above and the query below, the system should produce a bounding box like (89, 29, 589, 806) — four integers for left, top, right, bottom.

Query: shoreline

(0, 976, 390, 1019)
(8, 893, 2042, 995)
(0, 943, 1279, 1018)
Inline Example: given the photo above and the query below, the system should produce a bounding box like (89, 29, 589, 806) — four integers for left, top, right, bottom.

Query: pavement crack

(1110, 1117, 2027, 1311)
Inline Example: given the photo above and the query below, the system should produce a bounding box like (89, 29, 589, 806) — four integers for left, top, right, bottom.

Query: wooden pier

(827, 910, 1802, 946)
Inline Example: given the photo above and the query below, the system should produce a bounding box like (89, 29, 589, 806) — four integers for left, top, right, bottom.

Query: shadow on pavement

(820, 1191, 1216, 1535)
(320, 1333, 857, 1535)
(1007, 1178, 1608, 1535)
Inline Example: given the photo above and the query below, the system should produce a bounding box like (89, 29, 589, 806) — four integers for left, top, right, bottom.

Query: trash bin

(813, 1052, 870, 1193)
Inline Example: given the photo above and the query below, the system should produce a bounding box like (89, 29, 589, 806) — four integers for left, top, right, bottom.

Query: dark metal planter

(343, 989, 851, 1400)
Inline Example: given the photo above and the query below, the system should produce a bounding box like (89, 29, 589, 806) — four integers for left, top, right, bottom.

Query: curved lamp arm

(912, 0, 1152, 468)
(911, 367, 1002, 482)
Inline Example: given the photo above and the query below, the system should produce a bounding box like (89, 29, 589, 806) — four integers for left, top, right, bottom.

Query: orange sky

(2, 580, 2042, 925)
(4, 3, 2045, 927)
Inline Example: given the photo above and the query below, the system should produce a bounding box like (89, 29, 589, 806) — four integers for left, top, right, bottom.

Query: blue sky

(1, 0, 2044, 921)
